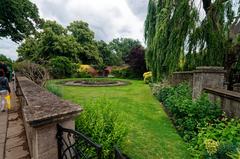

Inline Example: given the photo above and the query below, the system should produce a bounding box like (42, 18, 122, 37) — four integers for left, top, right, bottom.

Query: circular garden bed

(64, 79, 130, 87)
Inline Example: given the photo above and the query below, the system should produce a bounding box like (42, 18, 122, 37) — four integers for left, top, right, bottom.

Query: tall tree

(0, 0, 40, 42)
(17, 20, 102, 65)
(125, 45, 147, 78)
(67, 21, 102, 64)
(67, 21, 94, 44)
(145, 0, 240, 84)
(97, 40, 119, 66)
(108, 38, 141, 65)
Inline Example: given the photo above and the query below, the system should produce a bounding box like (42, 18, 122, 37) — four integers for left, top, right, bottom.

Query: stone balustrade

(204, 87, 240, 118)
(15, 76, 82, 159)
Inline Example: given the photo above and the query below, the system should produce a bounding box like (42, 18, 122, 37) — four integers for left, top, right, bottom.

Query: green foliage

(75, 98, 127, 158)
(67, 21, 94, 44)
(17, 20, 102, 66)
(41, 20, 67, 35)
(67, 21, 102, 65)
(194, 117, 240, 158)
(108, 38, 141, 65)
(228, 148, 240, 159)
(0, 54, 12, 66)
(154, 83, 240, 158)
(50, 78, 191, 158)
(145, 0, 198, 80)
(48, 56, 75, 79)
(0, 0, 40, 42)
(145, 0, 239, 80)
(111, 67, 131, 79)
(45, 81, 63, 97)
(97, 40, 119, 66)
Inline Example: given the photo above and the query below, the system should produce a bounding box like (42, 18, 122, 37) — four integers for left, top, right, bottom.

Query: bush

(124, 45, 147, 79)
(143, 72, 152, 84)
(227, 148, 240, 159)
(153, 83, 232, 158)
(194, 117, 240, 158)
(48, 56, 75, 79)
(13, 60, 49, 86)
(111, 66, 131, 78)
(75, 98, 127, 158)
(73, 64, 95, 78)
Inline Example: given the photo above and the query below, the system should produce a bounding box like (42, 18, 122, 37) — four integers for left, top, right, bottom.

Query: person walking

(0, 69, 11, 112)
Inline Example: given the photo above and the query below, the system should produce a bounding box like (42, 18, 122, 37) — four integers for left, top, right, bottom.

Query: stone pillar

(32, 119, 75, 159)
(192, 67, 226, 99)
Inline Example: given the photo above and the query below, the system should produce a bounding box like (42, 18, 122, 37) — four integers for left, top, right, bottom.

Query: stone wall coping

(204, 87, 240, 102)
(194, 66, 226, 73)
(233, 83, 240, 87)
(172, 71, 193, 74)
(17, 76, 83, 127)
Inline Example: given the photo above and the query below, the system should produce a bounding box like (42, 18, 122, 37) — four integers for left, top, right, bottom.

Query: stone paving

(0, 84, 30, 159)
(0, 110, 7, 159)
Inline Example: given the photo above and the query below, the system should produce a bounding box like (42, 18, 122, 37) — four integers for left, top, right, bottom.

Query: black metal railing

(113, 146, 128, 159)
(56, 124, 102, 159)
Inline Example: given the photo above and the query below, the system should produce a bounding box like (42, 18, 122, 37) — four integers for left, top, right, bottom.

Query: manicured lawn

(50, 78, 191, 159)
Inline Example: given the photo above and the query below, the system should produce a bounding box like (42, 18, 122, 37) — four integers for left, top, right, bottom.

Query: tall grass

(46, 81, 63, 97)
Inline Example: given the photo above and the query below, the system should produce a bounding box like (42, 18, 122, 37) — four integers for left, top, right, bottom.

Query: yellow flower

(204, 139, 219, 155)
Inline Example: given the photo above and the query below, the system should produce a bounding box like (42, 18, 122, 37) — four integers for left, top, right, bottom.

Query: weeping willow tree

(145, 0, 240, 83)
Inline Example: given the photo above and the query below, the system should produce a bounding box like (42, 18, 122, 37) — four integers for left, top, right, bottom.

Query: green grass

(48, 78, 191, 159)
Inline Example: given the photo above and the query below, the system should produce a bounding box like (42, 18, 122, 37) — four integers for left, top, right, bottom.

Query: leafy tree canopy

(125, 45, 147, 78)
(145, 0, 240, 82)
(97, 40, 119, 66)
(0, 0, 40, 42)
(67, 21, 94, 44)
(108, 38, 141, 65)
(17, 20, 102, 65)
(0, 54, 12, 66)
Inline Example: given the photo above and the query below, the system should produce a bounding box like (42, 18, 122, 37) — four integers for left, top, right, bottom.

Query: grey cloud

(126, 0, 148, 20)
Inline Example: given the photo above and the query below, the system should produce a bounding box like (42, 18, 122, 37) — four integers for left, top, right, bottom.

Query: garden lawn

(51, 78, 191, 159)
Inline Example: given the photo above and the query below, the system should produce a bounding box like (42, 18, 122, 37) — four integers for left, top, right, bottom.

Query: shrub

(111, 66, 131, 78)
(124, 45, 147, 79)
(153, 82, 240, 158)
(75, 98, 127, 158)
(13, 60, 49, 86)
(194, 117, 240, 158)
(143, 72, 152, 84)
(48, 56, 75, 79)
(73, 64, 95, 78)
(228, 148, 240, 159)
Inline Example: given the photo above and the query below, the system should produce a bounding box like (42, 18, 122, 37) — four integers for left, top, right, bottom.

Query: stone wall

(192, 67, 226, 99)
(16, 76, 82, 159)
(169, 71, 193, 87)
(204, 87, 240, 118)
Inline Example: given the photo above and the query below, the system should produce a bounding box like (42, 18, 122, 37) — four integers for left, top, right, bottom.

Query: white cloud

(0, 0, 148, 60)
(0, 38, 19, 60)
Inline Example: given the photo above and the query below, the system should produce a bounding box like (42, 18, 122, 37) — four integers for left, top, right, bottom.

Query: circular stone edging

(64, 80, 130, 87)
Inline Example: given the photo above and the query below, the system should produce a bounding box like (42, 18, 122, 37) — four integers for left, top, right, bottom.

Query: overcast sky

(0, 0, 148, 60)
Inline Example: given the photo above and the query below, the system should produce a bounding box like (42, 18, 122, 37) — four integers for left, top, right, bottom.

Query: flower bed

(152, 83, 240, 158)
